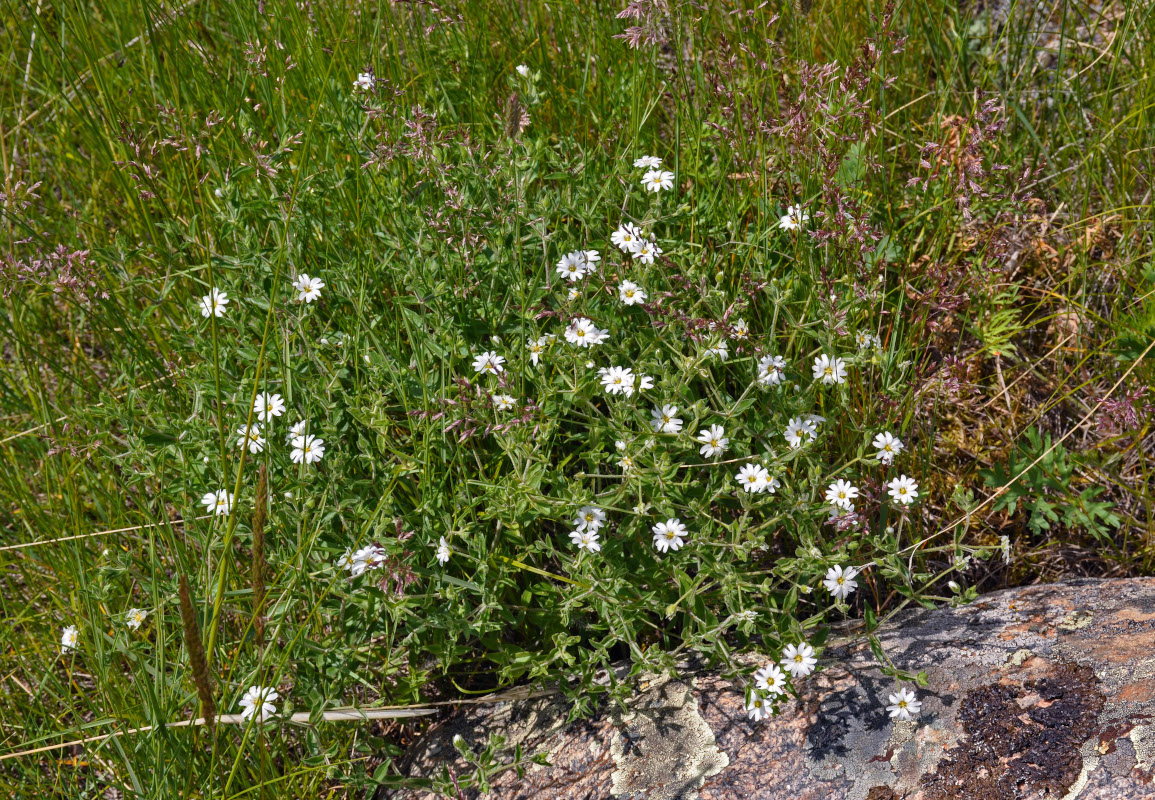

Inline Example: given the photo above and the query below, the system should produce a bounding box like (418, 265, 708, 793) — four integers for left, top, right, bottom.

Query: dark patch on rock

(920, 662, 1106, 799)
(866, 787, 902, 800)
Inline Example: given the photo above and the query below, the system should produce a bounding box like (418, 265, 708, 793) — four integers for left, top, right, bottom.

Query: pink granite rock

(377, 578, 1155, 799)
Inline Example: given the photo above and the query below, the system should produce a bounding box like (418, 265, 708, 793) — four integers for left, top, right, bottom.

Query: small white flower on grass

(642, 169, 675, 193)
(254, 392, 285, 423)
(778, 204, 809, 230)
(472, 350, 505, 375)
(61, 625, 79, 653)
(564, 317, 608, 347)
(731, 318, 749, 339)
(650, 404, 683, 434)
(493, 394, 517, 411)
(633, 239, 662, 265)
(825, 479, 860, 510)
(287, 420, 307, 443)
(754, 663, 787, 695)
(634, 155, 662, 169)
(887, 687, 922, 721)
(236, 424, 265, 454)
(612, 223, 643, 253)
(201, 490, 234, 516)
(239, 686, 279, 723)
(823, 565, 860, 601)
(346, 544, 387, 576)
(292, 273, 325, 303)
(784, 417, 818, 448)
(600, 366, 636, 396)
(757, 355, 786, 386)
(617, 454, 635, 472)
(812, 354, 847, 385)
(705, 340, 729, 360)
(290, 434, 325, 465)
(125, 608, 148, 631)
(873, 432, 904, 464)
(515, 64, 530, 77)
(736, 463, 769, 493)
(336, 548, 356, 572)
(354, 72, 375, 92)
(652, 518, 687, 553)
(527, 336, 550, 366)
(569, 528, 602, 553)
(745, 693, 772, 721)
(200, 288, 229, 318)
(696, 425, 729, 458)
(760, 473, 782, 494)
(856, 331, 881, 351)
(567, 288, 580, 301)
(888, 475, 919, 505)
(635, 373, 654, 393)
(573, 506, 606, 533)
(436, 537, 451, 565)
(781, 643, 817, 678)
(556, 251, 588, 282)
(619, 280, 647, 305)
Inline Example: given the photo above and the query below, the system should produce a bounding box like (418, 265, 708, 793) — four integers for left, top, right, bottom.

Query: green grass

(1, 0, 1152, 796)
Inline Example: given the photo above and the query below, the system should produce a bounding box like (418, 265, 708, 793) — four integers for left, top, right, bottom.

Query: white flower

(238, 685, 280, 723)
(825, 479, 860, 510)
(823, 565, 860, 601)
(649, 404, 683, 434)
(812, 354, 847, 385)
(573, 506, 606, 533)
(199, 288, 229, 318)
(436, 537, 451, 565)
(564, 317, 608, 347)
(705, 340, 729, 360)
(253, 392, 285, 423)
(354, 72, 375, 92)
(754, 663, 787, 695)
(652, 518, 687, 553)
(736, 464, 769, 493)
(600, 366, 636, 396)
(635, 374, 655, 393)
(783, 416, 817, 448)
(642, 169, 675, 193)
(781, 643, 817, 678)
(472, 350, 505, 375)
(515, 64, 530, 77)
(760, 473, 781, 494)
(61, 625, 79, 653)
(201, 490, 234, 516)
(611, 223, 643, 253)
(888, 475, 919, 505)
(856, 330, 881, 351)
(287, 420, 307, 443)
(619, 280, 647, 306)
(347, 544, 387, 576)
(633, 239, 662, 265)
(617, 455, 635, 472)
(634, 155, 662, 169)
(696, 424, 729, 458)
(292, 273, 325, 303)
(778, 204, 809, 230)
(556, 251, 587, 282)
(757, 355, 786, 386)
(731, 318, 749, 339)
(569, 528, 602, 552)
(493, 394, 517, 411)
(873, 432, 904, 465)
(527, 336, 550, 366)
(236, 424, 265, 454)
(336, 548, 356, 572)
(290, 434, 326, 465)
(567, 288, 580, 301)
(746, 694, 771, 721)
(887, 687, 922, 722)
(584, 250, 601, 266)
(126, 608, 148, 631)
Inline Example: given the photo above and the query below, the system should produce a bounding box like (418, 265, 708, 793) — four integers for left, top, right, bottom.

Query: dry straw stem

(0, 516, 210, 552)
(0, 687, 557, 761)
